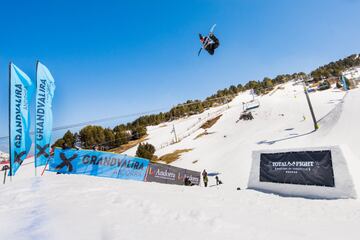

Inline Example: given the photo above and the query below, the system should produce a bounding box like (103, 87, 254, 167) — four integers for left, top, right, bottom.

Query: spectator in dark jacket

(202, 170, 208, 187)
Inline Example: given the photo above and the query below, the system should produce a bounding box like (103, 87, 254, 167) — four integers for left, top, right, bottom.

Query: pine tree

(63, 130, 76, 147)
(136, 143, 155, 160)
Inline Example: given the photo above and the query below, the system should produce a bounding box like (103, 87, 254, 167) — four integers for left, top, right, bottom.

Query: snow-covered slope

(125, 82, 353, 188)
(2, 81, 360, 240)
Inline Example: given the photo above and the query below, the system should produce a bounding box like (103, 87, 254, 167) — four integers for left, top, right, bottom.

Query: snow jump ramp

(247, 146, 359, 199)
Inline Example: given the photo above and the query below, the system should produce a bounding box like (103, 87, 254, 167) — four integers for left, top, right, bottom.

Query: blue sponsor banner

(9, 63, 35, 176)
(35, 62, 56, 167)
(341, 76, 348, 91)
(49, 148, 149, 181)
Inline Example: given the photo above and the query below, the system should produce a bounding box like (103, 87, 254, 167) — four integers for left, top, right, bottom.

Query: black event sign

(260, 150, 335, 187)
(145, 163, 200, 186)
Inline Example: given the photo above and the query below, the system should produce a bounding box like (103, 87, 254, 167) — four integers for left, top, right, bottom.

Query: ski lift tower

(243, 89, 260, 112)
(171, 124, 178, 143)
(250, 89, 255, 101)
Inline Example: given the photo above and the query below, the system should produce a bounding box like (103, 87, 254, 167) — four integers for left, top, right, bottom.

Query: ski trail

(316, 91, 348, 135)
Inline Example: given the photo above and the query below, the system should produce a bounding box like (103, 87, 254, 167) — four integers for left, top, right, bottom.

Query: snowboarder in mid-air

(199, 33, 220, 55)
(198, 24, 220, 56)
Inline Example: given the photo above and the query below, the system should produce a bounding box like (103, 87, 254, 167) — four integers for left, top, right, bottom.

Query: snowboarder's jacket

(200, 34, 220, 55)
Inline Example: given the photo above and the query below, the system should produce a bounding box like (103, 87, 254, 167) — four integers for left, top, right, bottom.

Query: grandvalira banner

(9, 63, 35, 176)
(260, 150, 335, 187)
(49, 148, 149, 181)
(35, 62, 56, 168)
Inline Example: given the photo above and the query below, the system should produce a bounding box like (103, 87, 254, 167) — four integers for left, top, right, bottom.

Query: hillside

(50, 54, 360, 152)
(124, 81, 360, 189)
(1, 80, 360, 240)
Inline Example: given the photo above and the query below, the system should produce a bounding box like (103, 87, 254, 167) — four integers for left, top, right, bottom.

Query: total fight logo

(271, 161, 315, 167)
(260, 150, 335, 187)
(271, 161, 319, 174)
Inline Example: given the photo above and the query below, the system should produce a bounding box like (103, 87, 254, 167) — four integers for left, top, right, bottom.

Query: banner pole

(41, 158, 49, 176)
(8, 62, 12, 182)
(3, 169, 7, 184)
(35, 61, 39, 177)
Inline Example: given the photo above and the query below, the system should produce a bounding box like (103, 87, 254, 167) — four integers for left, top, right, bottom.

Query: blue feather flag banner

(35, 62, 56, 167)
(9, 63, 35, 176)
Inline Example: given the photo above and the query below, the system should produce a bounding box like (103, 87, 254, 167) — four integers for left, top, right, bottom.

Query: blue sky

(1, 0, 360, 147)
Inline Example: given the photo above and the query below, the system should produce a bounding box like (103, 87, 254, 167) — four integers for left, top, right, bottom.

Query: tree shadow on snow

(257, 130, 315, 145)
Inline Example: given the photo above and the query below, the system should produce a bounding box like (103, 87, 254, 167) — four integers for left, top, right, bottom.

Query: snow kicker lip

(248, 146, 357, 199)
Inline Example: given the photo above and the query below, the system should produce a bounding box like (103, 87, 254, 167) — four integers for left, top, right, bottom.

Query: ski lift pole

(302, 79, 319, 130)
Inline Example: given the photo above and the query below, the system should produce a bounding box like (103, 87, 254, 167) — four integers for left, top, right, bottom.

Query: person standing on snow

(202, 169, 209, 187)
(215, 175, 222, 185)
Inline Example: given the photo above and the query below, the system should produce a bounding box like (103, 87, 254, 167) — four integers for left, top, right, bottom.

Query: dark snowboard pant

(204, 181, 208, 187)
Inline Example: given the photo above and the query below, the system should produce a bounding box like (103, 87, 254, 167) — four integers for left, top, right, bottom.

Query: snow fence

(247, 146, 358, 199)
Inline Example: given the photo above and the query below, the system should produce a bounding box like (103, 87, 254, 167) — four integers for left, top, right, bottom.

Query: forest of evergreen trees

(53, 54, 360, 151)
(311, 54, 360, 81)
